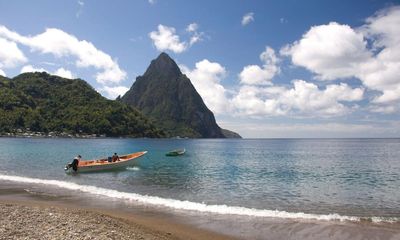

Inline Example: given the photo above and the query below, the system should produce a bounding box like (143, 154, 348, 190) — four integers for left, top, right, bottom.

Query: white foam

(126, 166, 140, 171)
(0, 174, 396, 223)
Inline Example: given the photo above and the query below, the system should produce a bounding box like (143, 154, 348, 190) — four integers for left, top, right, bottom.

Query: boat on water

(165, 148, 186, 156)
(65, 151, 147, 173)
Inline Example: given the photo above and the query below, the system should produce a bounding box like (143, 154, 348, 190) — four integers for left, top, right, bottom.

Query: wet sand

(0, 200, 235, 240)
(1, 185, 400, 240)
(0, 186, 234, 240)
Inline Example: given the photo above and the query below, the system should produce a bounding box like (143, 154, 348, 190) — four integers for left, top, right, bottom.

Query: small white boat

(65, 151, 147, 173)
(165, 148, 185, 156)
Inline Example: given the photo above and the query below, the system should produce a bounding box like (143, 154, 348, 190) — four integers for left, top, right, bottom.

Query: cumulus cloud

(281, 6, 400, 113)
(182, 49, 363, 118)
(149, 24, 203, 53)
(239, 46, 280, 85)
(98, 85, 129, 99)
(54, 68, 74, 79)
(358, 6, 400, 104)
(280, 22, 370, 80)
(20, 65, 46, 73)
(186, 23, 198, 33)
(369, 104, 398, 114)
(0, 37, 27, 69)
(0, 69, 6, 77)
(21, 65, 74, 79)
(186, 23, 203, 45)
(181, 59, 232, 114)
(149, 25, 187, 53)
(232, 80, 364, 117)
(0, 25, 126, 85)
(242, 12, 254, 26)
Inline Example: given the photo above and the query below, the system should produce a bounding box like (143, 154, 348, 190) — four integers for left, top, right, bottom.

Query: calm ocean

(0, 138, 399, 222)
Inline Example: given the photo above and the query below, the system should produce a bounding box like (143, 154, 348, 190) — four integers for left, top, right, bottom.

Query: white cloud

(21, 65, 46, 73)
(0, 69, 6, 77)
(76, 0, 84, 18)
(281, 6, 400, 112)
(186, 23, 198, 32)
(281, 22, 370, 80)
(232, 80, 364, 117)
(149, 24, 203, 53)
(21, 65, 74, 79)
(149, 25, 188, 53)
(363, 6, 400, 49)
(239, 46, 280, 85)
(0, 37, 27, 69)
(0, 25, 126, 85)
(280, 18, 287, 24)
(54, 68, 74, 79)
(357, 6, 400, 104)
(148, 0, 156, 4)
(186, 23, 203, 45)
(182, 49, 363, 118)
(181, 60, 232, 114)
(98, 86, 129, 99)
(369, 105, 398, 114)
(242, 12, 254, 26)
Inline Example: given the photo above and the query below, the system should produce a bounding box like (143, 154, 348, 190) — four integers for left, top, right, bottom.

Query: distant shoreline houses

(1, 129, 106, 138)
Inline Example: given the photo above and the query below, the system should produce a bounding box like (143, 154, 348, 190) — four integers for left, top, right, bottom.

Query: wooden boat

(165, 148, 185, 156)
(65, 151, 147, 173)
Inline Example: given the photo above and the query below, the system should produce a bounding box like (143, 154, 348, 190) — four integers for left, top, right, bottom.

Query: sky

(0, 0, 399, 138)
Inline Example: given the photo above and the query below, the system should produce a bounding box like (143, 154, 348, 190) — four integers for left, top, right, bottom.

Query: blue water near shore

(0, 138, 399, 222)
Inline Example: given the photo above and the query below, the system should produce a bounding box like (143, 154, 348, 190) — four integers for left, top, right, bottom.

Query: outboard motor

(64, 158, 79, 172)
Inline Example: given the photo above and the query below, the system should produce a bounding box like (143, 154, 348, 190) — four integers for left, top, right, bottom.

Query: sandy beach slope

(0, 200, 234, 240)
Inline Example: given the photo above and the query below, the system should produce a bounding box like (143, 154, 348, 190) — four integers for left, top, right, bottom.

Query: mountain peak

(122, 53, 241, 138)
(144, 52, 181, 77)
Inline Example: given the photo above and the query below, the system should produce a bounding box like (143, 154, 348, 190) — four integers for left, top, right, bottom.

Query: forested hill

(0, 72, 165, 137)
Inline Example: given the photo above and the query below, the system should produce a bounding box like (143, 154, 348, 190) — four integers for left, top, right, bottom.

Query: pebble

(0, 203, 175, 240)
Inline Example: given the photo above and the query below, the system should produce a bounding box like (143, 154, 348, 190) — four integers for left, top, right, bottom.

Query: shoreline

(1, 183, 400, 240)
(0, 197, 235, 240)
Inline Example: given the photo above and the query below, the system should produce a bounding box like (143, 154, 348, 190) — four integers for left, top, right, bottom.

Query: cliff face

(121, 53, 232, 138)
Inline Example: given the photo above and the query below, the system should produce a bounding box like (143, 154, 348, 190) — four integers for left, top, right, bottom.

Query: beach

(0, 198, 233, 240)
(1, 185, 400, 240)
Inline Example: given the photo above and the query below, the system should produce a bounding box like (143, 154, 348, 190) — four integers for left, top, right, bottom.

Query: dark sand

(0, 200, 235, 240)
(0, 186, 234, 240)
(1, 184, 400, 240)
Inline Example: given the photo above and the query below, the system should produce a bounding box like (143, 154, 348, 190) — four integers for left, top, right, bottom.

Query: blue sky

(0, 0, 399, 138)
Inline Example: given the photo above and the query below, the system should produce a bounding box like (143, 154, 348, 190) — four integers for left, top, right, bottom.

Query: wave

(0, 174, 397, 223)
(126, 166, 140, 171)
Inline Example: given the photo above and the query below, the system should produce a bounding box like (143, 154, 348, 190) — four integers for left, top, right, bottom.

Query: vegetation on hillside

(0, 72, 165, 137)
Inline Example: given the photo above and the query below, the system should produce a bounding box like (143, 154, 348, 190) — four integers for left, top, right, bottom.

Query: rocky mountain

(0, 72, 165, 137)
(121, 52, 241, 138)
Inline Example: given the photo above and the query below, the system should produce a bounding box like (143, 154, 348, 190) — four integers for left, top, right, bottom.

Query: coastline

(0, 191, 235, 240)
(1, 183, 399, 240)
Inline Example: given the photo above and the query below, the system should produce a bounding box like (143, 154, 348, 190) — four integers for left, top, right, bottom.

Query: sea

(0, 138, 399, 237)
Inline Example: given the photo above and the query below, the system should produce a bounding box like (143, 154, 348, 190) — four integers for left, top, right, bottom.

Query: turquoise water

(0, 138, 399, 221)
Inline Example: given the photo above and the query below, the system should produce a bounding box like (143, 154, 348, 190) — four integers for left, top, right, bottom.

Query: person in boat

(112, 153, 120, 162)
(66, 155, 81, 171)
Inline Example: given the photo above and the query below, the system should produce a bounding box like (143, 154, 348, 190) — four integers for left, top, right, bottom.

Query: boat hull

(67, 151, 147, 173)
(165, 149, 185, 156)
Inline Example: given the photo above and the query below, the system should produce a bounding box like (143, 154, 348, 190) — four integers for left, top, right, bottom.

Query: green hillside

(0, 72, 165, 137)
